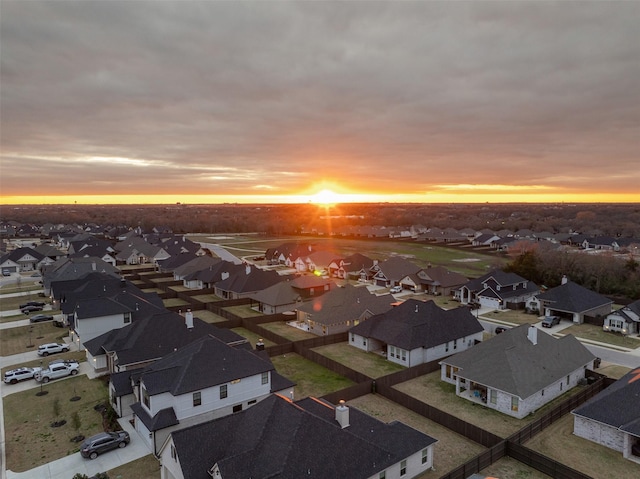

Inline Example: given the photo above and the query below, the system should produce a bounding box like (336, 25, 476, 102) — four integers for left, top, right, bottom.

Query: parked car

(29, 314, 54, 323)
(390, 285, 403, 293)
(4, 366, 42, 384)
(80, 431, 130, 459)
(20, 304, 44, 314)
(34, 359, 79, 382)
(495, 327, 508, 335)
(542, 315, 561, 328)
(19, 300, 46, 309)
(37, 342, 70, 356)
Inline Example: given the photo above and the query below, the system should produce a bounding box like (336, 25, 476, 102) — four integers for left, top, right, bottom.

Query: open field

(526, 414, 640, 479)
(270, 353, 354, 399)
(0, 322, 71, 356)
(312, 342, 405, 378)
(348, 394, 486, 479)
(190, 234, 504, 278)
(259, 321, 317, 341)
(3, 376, 110, 472)
(395, 370, 589, 438)
(231, 327, 277, 348)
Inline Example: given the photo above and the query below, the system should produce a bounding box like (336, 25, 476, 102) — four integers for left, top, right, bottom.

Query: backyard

(259, 321, 317, 342)
(312, 342, 405, 378)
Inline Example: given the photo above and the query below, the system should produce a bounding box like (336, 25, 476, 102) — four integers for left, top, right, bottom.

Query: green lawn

(559, 324, 640, 350)
(231, 327, 277, 348)
(270, 353, 354, 399)
(259, 321, 317, 341)
(224, 304, 263, 318)
(0, 322, 71, 356)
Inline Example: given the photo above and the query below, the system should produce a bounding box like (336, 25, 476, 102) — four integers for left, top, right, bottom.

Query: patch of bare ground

(394, 371, 587, 438)
(348, 394, 485, 478)
(526, 414, 640, 479)
(479, 456, 552, 478)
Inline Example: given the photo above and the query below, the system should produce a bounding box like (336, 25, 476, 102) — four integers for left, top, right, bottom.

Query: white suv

(4, 367, 41, 384)
(37, 343, 70, 356)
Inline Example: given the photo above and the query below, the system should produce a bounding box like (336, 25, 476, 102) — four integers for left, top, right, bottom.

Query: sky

(1, 0, 639, 205)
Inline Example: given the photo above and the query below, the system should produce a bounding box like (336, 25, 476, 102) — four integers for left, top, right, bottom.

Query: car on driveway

(37, 342, 70, 356)
(542, 315, 561, 328)
(29, 314, 54, 323)
(390, 286, 403, 293)
(80, 431, 130, 459)
(19, 300, 46, 309)
(4, 366, 42, 384)
(20, 304, 44, 314)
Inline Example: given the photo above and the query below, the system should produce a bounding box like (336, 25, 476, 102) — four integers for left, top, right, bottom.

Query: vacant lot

(395, 371, 588, 438)
(312, 342, 405, 378)
(0, 322, 70, 356)
(270, 353, 354, 399)
(259, 321, 317, 342)
(526, 414, 640, 479)
(4, 376, 109, 472)
(348, 394, 486, 478)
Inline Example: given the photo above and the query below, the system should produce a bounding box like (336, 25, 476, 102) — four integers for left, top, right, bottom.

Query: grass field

(559, 324, 640, 349)
(223, 304, 262, 318)
(270, 353, 354, 399)
(108, 454, 160, 479)
(259, 321, 317, 342)
(3, 376, 110, 472)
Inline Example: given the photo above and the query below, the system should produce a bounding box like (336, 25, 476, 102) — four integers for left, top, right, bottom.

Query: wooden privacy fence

(507, 442, 594, 479)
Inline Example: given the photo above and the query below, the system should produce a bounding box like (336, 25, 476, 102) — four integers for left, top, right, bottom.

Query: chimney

(256, 338, 265, 351)
(185, 309, 194, 329)
(527, 325, 538, 345)
(335, 400, 349, 428)
(245, 264, 251, 275)
(92, 262, 96, 271)
(561, 275, 568, 285)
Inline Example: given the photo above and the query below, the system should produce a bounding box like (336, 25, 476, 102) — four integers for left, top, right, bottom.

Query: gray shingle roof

(171, 394, 437, 479)
(536, 281, 612, 313)
(441, 324, 595, 399)
(141, 335, 273, 396)
(572, 367, 640, 435)
(349, 299, 483, 350)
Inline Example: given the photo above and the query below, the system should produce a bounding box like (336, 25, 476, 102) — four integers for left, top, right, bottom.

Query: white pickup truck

(34, 359, 80, 383)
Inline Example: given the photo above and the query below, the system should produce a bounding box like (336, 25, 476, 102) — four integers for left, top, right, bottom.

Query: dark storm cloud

(1, 0, 639, 199)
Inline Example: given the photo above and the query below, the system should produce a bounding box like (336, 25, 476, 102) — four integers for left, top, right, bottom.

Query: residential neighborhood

(1, 217, 639, 479)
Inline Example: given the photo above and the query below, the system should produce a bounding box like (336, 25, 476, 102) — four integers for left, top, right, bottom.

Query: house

(293, 249, 338, 274)
(349, 299, 483, 367)
(371, 257, 422, 288)
(603, 300, 640, 336)
(572, 367, 640, 463)
(265, 242, 314, 265)
(531, 276, 613, 324)
(471, 233, 501, 247)
(173, 255, 221, 282)
(129, 334, 283, 455)
(334, 252, 377, 280)
(183, 260, 246, 290)
(213, 265, 283, 300)
(456, 270, 539, 310)
(294, 283, 395, 336)
(248, 275, 334, 315)
(0, 247, 47, 273)
(398, 265, 467, 296)
(43, 257, 121, 297)
(83, 309, 248, 377)
(159, 394, 438, 479)
(440, 324, 596, 419)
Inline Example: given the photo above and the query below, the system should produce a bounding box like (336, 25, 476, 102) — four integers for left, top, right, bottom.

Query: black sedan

(29, 314, 54, 323)
(19, 300, 46, 309)
(20, 305, 44, 314)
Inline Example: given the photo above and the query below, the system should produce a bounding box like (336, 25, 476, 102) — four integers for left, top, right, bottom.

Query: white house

(440, 324, 596, 419)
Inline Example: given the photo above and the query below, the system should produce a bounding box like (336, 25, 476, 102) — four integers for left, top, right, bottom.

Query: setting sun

(310, 189, 341, 205)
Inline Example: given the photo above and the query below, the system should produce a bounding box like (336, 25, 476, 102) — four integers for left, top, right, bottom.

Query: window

(445, 342, 449, 352)
(400, 460, 407, 476)
(351, 334, 355, 342)
(193, 391, 201, 407)
(541, 389, 545, 397)
(220, 384, 228, 399)
(261, 372, 269, 385)
(567, 375, 570, 385)
(511, 396, 519, 412)
(379, 472, 386, 479)
(363, 339, 367, 346)
(248, 399, 257, 405)
(233, 404, 242, 413)
(142, 386, 150, 408)
(610, 319, 624, 329)
(124, 312, 131, 324)
(401, 349, 406, 361)
(171, 444, 177, 461)
(453, 339, 457, 350)
(422, 448, 429, 464)
(489, 389, 497, 405)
